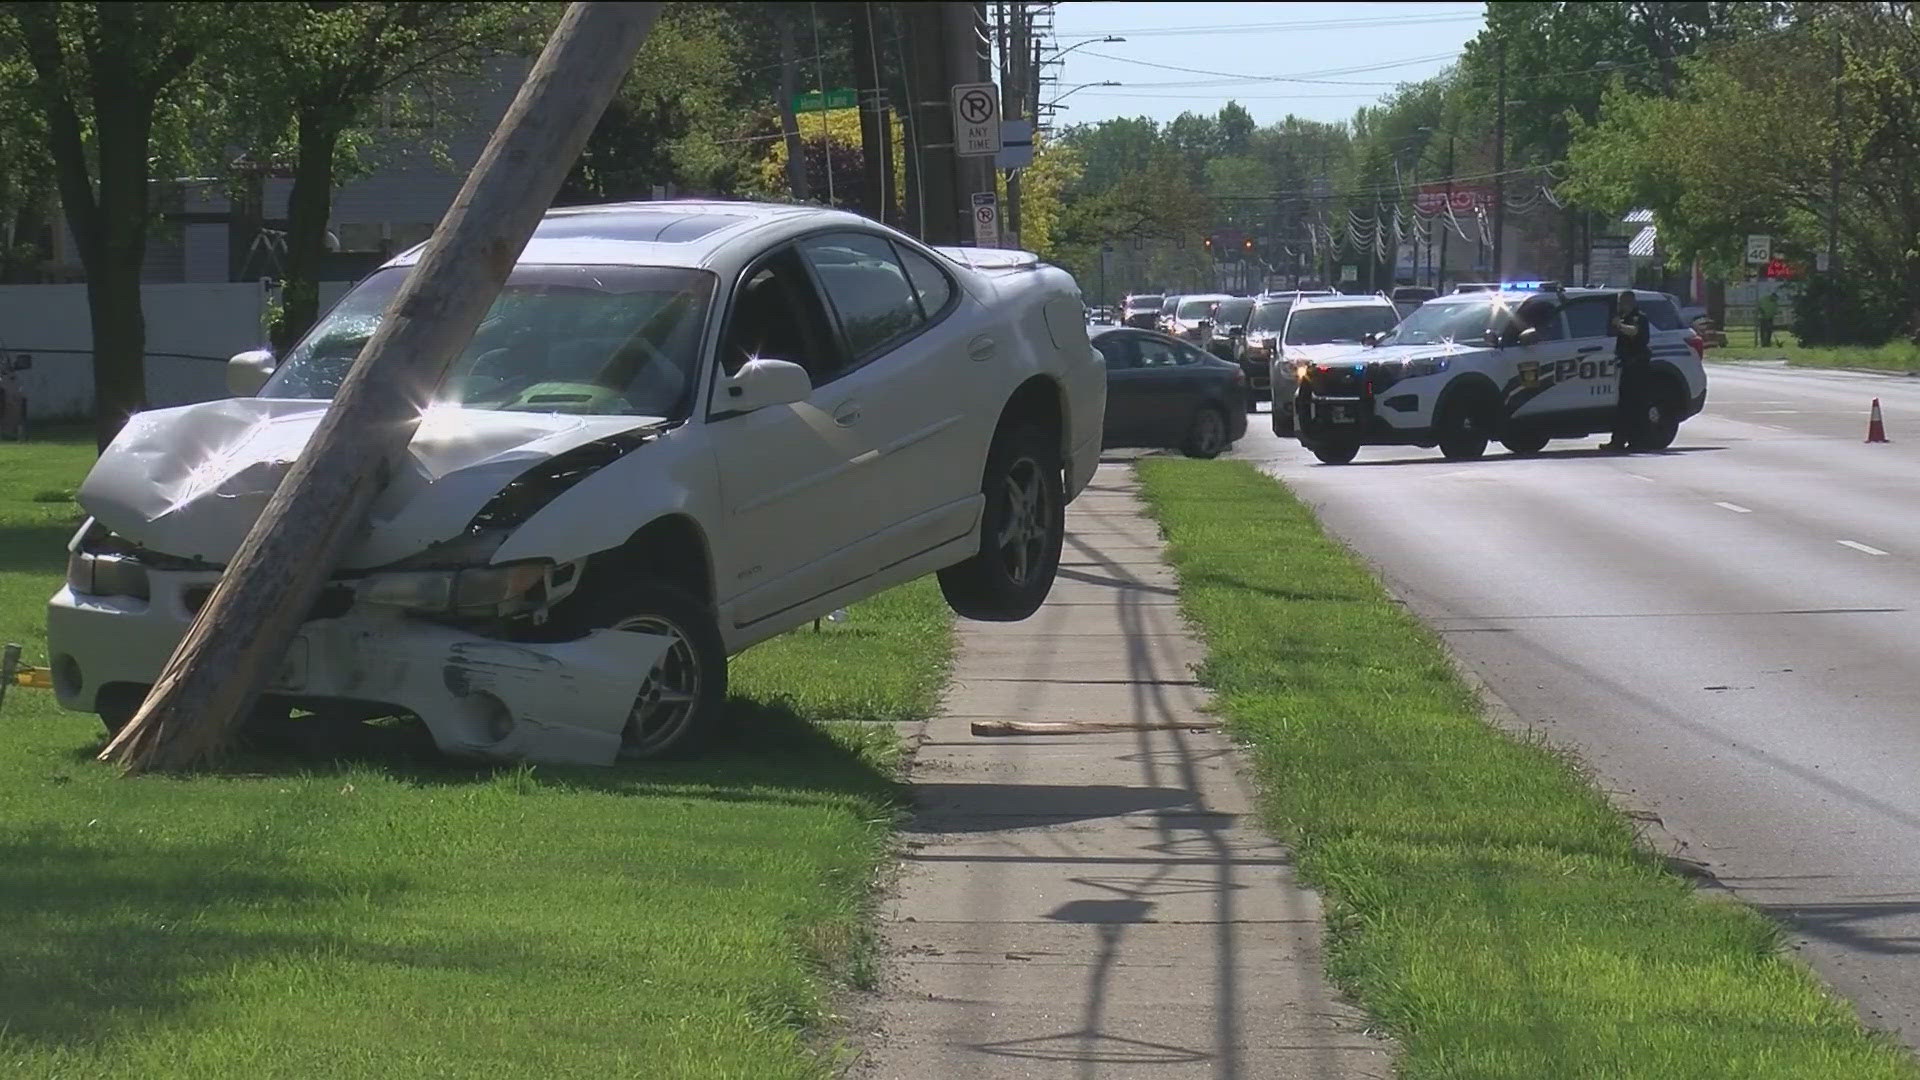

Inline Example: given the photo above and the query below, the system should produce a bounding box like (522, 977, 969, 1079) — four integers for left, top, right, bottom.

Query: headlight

(67, 551, 151, 600)
(359, 562, 552, 615)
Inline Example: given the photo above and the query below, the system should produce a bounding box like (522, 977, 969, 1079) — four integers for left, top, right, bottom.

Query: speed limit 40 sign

(1746, 234, 1772, 265)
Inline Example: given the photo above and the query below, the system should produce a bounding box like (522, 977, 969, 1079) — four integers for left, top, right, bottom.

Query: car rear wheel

(1437, 390, 1494, 461)
(1633, 382, 1685, 451)
(569, 581, 727, 760)
(938, 423, 1065, 622)
(1182, 406, 1230, 459)
(1311, 442, 1359, 465)
(1500, 432, 1549, 456)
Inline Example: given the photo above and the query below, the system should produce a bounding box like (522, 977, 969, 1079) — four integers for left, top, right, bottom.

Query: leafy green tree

(220, 2, 541, 353)
(4, 1, 237, 447)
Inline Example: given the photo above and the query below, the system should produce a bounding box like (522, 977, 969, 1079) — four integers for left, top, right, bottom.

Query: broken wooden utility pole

(101, 2, 660, 774)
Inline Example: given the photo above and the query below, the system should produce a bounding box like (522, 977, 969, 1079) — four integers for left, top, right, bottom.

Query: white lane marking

(1838, 540, 1889, 556)
(1751, 409, 1801, 414)
(1714, 502, 1752, 514)
(1625, 473, 1657, 483)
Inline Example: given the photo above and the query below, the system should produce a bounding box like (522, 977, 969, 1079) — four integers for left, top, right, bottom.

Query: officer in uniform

(1601, 290, 1652, 453)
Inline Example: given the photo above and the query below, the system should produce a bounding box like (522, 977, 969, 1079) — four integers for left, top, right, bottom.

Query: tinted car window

(1177, 297, 1221, 320)
(1247, 301, 1293, 332)
(894, 244, 954, 318)
(800, 234, 923, 360)
(1563, 298, 1613, 339)
(1639, 296, 1681, 330)
(1284, 305, 1399, 345)
(1214, 298, 1254, 326)
(1137, 339, 1188, 367)
(1094, 334, 1138, 369)
(1126, 295, 1163, 310)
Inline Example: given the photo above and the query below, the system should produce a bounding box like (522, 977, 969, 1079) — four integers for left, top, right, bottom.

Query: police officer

(1601, 290, 1652, 453)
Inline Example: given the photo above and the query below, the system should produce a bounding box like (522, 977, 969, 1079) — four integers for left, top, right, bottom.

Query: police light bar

(1501, 280, 1562, 291)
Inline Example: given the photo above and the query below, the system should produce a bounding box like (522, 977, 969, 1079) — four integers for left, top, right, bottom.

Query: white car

(1275, 284, 1707, 465)
(49, 202, 1105, 764)
(1165, 293, 1232, 344)
(1267, 294, 1402, 436)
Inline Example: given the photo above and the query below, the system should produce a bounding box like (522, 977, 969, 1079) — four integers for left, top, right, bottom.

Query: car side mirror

(720, 356, 811, 414)
(1361, 332, 1379, 347)
(9, 353, 29, 371)
(227, 349, 276, 396)
(1483, 329, 1505, 349)
(1517, 326, 1540, 346)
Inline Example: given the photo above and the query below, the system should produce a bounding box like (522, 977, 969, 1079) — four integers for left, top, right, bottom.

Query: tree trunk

(777, 10, 810, 201)
(88, 92, 158, 450)
(274, 109, 341, 354)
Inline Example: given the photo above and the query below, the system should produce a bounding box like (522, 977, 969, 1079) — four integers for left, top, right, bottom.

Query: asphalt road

(1231, 360, 1920, 1049)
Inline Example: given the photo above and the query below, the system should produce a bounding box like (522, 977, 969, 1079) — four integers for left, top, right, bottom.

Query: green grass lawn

(1712, 330, 1920, 373)
(1137, 458, 1920, 1080)
(0, 435, 951, 1079)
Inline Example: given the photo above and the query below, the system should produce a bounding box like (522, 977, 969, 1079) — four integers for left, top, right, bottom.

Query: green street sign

(793, 88, 857, 111)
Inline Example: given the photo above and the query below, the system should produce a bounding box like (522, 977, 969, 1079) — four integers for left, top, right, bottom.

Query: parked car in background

(1167, 293, 1231, 344)
(1087, 305, 1117, 325)
(1122, 293, 1164, 329)
(1205, 296, 1256, 361)
(1156, 294, 1182, 333)
(50, 202, 1107, 766)
(1235, 291, 1334, 409)
(1268, 294, 1403, 436)
(1093, 326, 1247, 459)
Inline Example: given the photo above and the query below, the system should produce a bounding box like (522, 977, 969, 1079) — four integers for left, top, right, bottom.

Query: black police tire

(1183, 406, 1231, 459)
(1635, 381, 1684, 451)
(1312, 442, 1359, 465)
(1437, 388, 1494, 461)
(1501, 432, 1549, 456)
(938, 424, 1065, 622)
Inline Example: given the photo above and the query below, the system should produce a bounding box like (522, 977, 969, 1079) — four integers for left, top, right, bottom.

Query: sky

(1045, 1, 1488, 130)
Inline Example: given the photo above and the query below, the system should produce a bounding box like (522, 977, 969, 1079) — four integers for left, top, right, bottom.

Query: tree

(222, 2, 541, 353)
(4, 2, 233, 447)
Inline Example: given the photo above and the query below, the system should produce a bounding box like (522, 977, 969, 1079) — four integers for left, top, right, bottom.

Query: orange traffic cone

(1867, 398, 1890, 443)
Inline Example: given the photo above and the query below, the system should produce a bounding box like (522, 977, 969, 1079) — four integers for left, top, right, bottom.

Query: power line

(1077, 48, 1460, 86)
(1056, 10, 1483, 40)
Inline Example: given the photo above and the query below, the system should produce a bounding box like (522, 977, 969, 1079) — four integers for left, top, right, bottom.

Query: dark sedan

(1092, 327, 1248, 458)
(1205, 296, 1256, 361)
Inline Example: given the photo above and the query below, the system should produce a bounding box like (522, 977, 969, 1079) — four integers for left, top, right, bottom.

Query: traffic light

(1243, 237, 1254, 254)
(1204, 236, 1213, 253)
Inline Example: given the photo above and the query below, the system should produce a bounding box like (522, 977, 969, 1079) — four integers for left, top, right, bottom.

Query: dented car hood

(79, 398, 659, 569)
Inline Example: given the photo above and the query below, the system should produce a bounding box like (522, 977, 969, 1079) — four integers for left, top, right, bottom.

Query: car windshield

(1127, 295, 1163, 310)
(1284, 305, 1399, 345)
(263, 264, 715, 418)
(1247, 301, 1292, 333)
(1214, 298, 1254, 325)
(1377, 298, 1513, 346)
(1177, 297, 1220, 319)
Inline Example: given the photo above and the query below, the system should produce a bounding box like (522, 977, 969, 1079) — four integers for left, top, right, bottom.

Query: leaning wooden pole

(101, 2, 659, 773)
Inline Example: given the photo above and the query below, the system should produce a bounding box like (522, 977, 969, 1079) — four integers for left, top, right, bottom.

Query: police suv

(1273, 283, 1707, 465)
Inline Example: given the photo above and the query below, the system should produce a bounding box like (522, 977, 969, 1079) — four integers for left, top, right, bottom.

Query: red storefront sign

(1415, 184, 1495, 214)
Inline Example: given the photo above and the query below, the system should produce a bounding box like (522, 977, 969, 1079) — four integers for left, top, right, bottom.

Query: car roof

(1292, 293, 1396, 309)
(382, 200, 877, 271)
(1432, 285, 1678, 304)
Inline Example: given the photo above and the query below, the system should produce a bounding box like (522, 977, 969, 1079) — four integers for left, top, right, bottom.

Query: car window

(800, 233, 924, 363)
(1094, 334, 1138, 369)
(1284, 305, 1399, 345)
(1214, 298, 1254, 326)
(1515, 295, 1565, 341)
(1136, 338, 1187, 367)
(1174, 341, 1214, 365)
(1639, 296, 1681, 330)
(267, 263, 717, 419)
(893, 243, 954, 318)
(1378, 298, 1503, 346)
(719, 247, 845, 388)
(1177, 297, 1220, 320)
(1563, 298, 1613, 339)
(1247, 301, 1293, 332)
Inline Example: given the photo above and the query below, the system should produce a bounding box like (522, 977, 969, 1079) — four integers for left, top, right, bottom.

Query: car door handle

(832, 400, 863, 427)
(1576, 345, 1604, 354)
(968, 335, 996, 363)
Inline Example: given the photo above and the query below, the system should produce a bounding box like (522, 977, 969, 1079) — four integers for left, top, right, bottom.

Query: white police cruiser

(1273, 282, 1707, 464)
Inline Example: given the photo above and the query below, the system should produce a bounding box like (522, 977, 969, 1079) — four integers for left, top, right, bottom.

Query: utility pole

(906, 3, 959, 243)
(851, 2, 888, 223)
(1439, 135, 1454, 291)
(1000, 2, 1027, 247)
(1492, 39, 1506, 281)
(944, 1, 991, 244)
(100, 2, 658, 773)
(1827, 32, 1842, 335)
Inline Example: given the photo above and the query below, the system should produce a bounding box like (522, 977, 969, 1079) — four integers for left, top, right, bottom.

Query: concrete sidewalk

(856, 463, 1391, 1079)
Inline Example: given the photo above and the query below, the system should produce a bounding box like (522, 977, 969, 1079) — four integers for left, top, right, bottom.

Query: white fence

(0, 280, 355, 419)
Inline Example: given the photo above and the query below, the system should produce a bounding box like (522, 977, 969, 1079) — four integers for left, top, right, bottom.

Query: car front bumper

(47, 571, 671, 766)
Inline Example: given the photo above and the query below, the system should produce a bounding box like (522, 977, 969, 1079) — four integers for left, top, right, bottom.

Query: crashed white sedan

(49, 202, 1104, 764)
